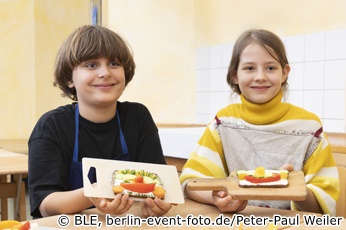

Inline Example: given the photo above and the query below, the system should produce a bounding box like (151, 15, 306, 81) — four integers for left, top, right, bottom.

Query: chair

(336, 165, 346, 218)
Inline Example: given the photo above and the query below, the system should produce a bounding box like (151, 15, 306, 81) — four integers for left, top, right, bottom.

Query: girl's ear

(232, 74, 239, 84)
(282, 64, 290, 82)
(68, 81, 74, 88)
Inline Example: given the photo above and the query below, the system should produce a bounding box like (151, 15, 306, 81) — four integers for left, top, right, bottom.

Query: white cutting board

(82, 158, 185, 204)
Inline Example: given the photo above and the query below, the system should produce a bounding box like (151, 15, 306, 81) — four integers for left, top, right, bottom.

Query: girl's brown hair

(53, 25, 136, 101)
(226, 29, 289, 95)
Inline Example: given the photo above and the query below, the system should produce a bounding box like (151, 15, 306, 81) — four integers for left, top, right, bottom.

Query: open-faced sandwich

(112, 169, 166, 199)
(236, 166, 289, 188)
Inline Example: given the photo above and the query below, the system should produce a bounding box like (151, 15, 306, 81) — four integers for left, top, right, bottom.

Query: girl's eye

(245, 66, 254, 71)
(267, 66, 276, 71)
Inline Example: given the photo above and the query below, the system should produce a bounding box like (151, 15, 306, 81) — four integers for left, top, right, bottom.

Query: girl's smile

(234, 41, 290, 104)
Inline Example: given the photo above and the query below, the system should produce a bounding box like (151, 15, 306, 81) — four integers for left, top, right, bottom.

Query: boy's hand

(90, 194, 134, 215)
(140, 198, 173, 217)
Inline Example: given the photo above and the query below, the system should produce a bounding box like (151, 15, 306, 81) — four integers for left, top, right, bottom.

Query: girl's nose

(254, 70, 267, 81)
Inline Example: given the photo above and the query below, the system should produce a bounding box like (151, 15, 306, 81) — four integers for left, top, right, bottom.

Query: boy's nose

(98, 66, 111, 78)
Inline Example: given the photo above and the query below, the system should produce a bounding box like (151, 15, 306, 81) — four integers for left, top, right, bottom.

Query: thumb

(99, 199, 106, 207)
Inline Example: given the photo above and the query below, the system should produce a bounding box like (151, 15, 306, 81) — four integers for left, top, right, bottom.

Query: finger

(212, 190, 227, 198)
(235, 200, 248, 212)
(99, 199, 107, 208)
(280, 163, 294, 171)
(153, 198, 172, 214)
(140, 201, 150, 217)
(116, 194, 131, 211)
(143, 198, 165, 217)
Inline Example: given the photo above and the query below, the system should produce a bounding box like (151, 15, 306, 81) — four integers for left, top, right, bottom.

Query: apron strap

(117, 111, 128, 155)
(73, 104, 79, 162)
(72, 104, 129, 162)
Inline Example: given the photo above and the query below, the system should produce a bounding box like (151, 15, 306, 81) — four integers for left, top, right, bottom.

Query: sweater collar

(239, 90, 289, 125)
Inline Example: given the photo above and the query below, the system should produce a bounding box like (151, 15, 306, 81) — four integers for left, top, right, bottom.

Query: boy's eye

(109, 60, 120, 66)
(85, 62, 97, 68)
(110, 60, 120, 67)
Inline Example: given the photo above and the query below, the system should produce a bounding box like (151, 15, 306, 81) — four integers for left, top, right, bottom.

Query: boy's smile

(69, 57, 125, 121)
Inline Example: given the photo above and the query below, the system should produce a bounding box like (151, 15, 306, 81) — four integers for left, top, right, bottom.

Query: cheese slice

(237, 169, 289, 188)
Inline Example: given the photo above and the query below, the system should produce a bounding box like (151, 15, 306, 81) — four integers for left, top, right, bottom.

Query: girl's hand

(212, 191, 248, 213)
(90, 194, 134, 215)
(280, 163, 294, 171)
(140, 198, 173, 217)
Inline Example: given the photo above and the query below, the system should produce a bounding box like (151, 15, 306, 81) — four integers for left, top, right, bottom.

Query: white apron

(217, 119, 321, 209)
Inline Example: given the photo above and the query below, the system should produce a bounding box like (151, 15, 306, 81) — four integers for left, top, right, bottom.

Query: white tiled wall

(195, 29, 346, 133)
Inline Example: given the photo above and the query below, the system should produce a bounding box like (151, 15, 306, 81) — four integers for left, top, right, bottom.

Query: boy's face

(234, 42, 290, 104)
(70, 57, 125, 108)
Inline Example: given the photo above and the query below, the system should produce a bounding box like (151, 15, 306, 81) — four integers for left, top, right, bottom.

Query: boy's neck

(77, 102, 117, 123)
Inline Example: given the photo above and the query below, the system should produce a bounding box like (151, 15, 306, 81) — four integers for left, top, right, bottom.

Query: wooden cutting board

(187, 170, 307, 201)
(82, 158, 185, 204)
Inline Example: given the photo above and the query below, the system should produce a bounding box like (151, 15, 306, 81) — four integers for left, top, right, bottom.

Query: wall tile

(220, 68, 229, 92)
(304, 62, 324, 90)
(287, 90, 304, 108)
(196, 47, 208, 69)
(324, 60, 346, 90)
(286, 34, 305, 63)
(323, 119, 345, 133)
(304, 90, 324, 118)
(195, 114, 213, 124)
(196, 92, 209, 114)
(208, 45, 222, 68)
(196, 69, 208, 91)
(208, 69, 222, 92)
(305, 32, 325, 62)
(221, 43, 233, 68)
(221, 92, 231, 108)
(323, 90, 345, 119)
(208, 92, 222, 115)
(289, 63, 304, 90)
(326, 29, 346, 60)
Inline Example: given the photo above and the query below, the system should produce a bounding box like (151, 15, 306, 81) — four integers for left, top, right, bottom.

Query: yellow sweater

(180, 91, 340, 215)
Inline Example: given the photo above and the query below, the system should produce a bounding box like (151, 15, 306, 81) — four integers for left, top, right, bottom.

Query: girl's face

(234, 42, 290, 104)
(70, 57, 125, 108)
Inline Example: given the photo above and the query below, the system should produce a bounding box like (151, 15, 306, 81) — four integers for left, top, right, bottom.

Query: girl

(180, 29, 339, 215)
(28, 25, 172, 218)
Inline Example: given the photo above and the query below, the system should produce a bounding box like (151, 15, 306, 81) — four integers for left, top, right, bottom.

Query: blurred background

(1, 0, 346, 140)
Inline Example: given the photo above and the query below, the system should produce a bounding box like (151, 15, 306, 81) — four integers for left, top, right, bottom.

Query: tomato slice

(244, 173, 281, 183)
(120, 183, 155, 193)
(19, 221, 30, 230)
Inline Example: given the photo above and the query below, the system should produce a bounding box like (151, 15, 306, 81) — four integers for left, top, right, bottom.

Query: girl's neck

(77, 102, 117, 123)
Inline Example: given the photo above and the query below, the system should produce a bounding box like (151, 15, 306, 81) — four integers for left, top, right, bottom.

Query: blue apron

(68, 104, 130, 190)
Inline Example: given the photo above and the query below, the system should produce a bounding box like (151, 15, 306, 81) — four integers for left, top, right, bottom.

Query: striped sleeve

(180, 120, 228, 190)
(291, 132, 340, 216)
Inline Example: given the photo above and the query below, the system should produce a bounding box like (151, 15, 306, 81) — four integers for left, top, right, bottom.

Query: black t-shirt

(28, 101, 166, 218)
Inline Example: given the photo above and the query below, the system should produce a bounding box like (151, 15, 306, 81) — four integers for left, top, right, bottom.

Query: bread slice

(237, 168, 289, 188)
(112, 169, 166, 200)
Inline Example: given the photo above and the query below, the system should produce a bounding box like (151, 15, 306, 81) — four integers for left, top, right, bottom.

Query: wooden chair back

(336, 165, 346, 217)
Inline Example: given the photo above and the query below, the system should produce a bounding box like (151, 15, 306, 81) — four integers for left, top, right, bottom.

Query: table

(25, 199, 346, 229)
(0, 149, 28, 221)
(0, 139, 28, 155)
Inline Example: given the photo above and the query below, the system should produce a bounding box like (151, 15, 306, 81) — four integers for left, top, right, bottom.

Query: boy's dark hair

(53, 25, 136, 101)
(227, 29, 289, 95)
